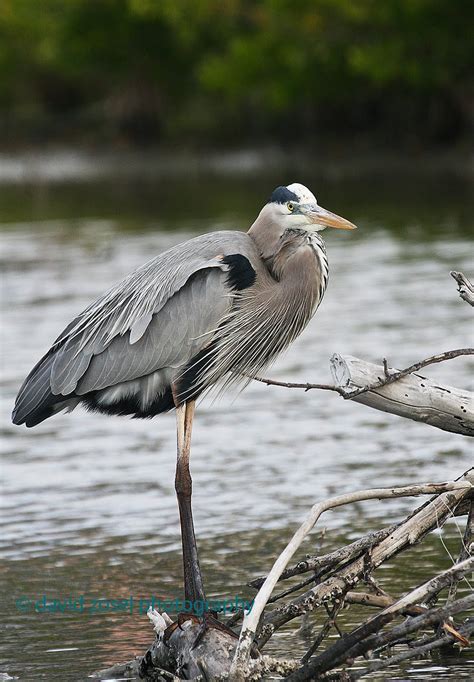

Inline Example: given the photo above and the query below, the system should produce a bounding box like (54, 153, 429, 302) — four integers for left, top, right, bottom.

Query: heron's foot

(190, 611, 239, 650)
(163, 610, 239, 649)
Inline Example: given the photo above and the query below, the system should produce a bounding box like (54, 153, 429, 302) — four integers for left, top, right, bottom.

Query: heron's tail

(12, 351, 66, 427)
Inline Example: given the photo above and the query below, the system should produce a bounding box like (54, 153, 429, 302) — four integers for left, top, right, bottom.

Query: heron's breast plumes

(185, 236, 328, 398)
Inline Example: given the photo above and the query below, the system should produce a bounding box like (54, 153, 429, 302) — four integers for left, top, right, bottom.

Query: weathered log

(330, 354, 474, 436)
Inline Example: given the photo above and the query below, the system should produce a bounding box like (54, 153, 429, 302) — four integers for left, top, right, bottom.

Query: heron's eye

(287, 202, 294, 212)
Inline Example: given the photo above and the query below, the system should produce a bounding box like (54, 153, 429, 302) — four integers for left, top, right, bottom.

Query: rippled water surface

(1, 162, 473, 680)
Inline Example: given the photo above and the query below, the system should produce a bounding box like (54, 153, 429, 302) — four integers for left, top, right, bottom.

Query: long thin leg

(175, 400, 206, 604)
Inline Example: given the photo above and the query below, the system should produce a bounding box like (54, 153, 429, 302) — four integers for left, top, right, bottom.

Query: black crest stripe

(270, 186, 299, 204)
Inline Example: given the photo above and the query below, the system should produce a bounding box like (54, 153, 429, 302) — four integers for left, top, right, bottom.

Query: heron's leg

(175, 400, 206, 604)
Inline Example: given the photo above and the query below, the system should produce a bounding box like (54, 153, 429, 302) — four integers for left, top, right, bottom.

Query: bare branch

(229, 480, 473, 677)
(259, 470, 473, 645)
(252, 347, 473, 399)
(336, 348, 474, 399)
(248, 526, 396, 590)
(340, 348, 474, 398)
(343, 590, 425, 616)
(350, 618, 474, 680)
(251, 374, 343, 395)
(301, 600, 345, 663)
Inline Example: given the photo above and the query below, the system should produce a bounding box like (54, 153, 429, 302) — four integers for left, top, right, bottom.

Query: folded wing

(12, 231, 260, 426)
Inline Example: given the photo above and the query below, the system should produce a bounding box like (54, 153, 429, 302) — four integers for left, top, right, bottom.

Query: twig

(251, 375, 344, 394)
(458, 501, 474, 563)
(229, 480, 473, 678)
(451, 271, 474, 306)
(324, 601, 344, 639)
(266, 574, 317, 604)
(447, 500, 474, 603)
(301, 600, 345, 663)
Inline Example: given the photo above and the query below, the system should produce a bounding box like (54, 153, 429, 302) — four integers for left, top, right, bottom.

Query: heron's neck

(273, 233, 329, 312)
(248, 205, 285, 263)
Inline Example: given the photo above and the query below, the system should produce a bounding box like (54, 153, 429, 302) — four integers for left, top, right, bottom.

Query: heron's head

(249, 182, 356, 261)
(266, 183, 357, 233)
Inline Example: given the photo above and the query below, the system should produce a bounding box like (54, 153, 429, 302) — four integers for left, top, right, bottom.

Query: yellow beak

(309, 205, 357, 230)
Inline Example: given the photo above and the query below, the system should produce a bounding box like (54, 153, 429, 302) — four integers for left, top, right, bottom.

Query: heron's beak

(307, 205, 357, 230)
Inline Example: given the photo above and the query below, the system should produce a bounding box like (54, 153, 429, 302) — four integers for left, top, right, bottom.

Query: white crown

(287, 183, 317, 205)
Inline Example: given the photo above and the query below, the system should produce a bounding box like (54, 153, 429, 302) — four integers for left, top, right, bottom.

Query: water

(1, 158, 473, 680)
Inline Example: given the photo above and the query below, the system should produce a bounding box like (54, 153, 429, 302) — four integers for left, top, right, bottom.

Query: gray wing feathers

(55, 233, 240, 353)
(49, 231, 258, 396)
(13, 230, 260, 423)
(12, 353, 56, 424)
(75, 267, 229, 394)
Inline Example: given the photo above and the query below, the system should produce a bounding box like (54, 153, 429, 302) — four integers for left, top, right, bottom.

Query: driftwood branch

(451, 270, 474, 306)
(253, 348, 473, 396)
(229, 478, 473, 678)
(248, 526, 396, 590)
(253, 348, 474, 436)
(330, 354, 474, 436)
(251, 347, 473, 436)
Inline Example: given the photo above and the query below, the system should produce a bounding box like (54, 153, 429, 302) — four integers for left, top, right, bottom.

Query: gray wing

(12, 231, 261, 425)
(74, 266, 228, 395)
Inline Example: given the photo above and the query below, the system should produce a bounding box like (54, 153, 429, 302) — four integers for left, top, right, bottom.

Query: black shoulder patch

(270, 186, 299, 204)
(222, 254, 256, 291)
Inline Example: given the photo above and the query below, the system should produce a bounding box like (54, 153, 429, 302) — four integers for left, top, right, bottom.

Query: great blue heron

(12, 182, 355, 615)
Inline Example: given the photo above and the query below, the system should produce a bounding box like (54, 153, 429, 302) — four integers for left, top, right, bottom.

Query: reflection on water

(1, 166, 473, 680)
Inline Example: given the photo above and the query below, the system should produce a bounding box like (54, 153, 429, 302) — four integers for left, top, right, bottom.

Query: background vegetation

(1, 0, 472, 148)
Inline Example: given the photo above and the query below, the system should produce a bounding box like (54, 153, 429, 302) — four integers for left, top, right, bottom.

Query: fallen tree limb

(252, 348, 473, 396)
(336, 348, 474, 398)
(249, 484, 473, 592)
(330, 354, 474, 436)
(343, 590, 426, 616)
(252, 347, 474, 436)
(229, 478, 473, 678)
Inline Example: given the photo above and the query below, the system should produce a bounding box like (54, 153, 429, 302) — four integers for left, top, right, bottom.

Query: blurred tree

(0, 0, 472, 146)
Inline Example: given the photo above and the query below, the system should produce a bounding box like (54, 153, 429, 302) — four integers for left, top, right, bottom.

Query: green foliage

(1, 0, 472, 144)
